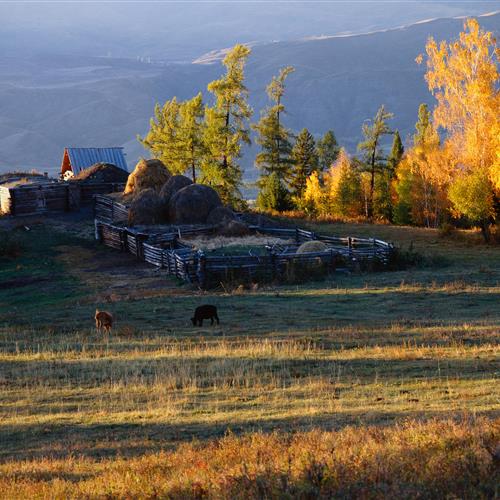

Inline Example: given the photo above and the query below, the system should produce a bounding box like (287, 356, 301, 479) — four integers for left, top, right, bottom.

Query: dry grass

(0, 418, 497, 499)
(0, 217, 499, 497)
(184, 234, 293, 251)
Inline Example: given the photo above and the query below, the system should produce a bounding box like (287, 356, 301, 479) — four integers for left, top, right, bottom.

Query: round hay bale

(207, 206, 236, 225)
(128, 188, 163, 225)
(296, 240, 328, 254)
(216, 220, 251, 237)
(169, 184, 222, 224)
(159, 175, 193, 221)
(159, 175, 192, 204)
(124, 159, 171, 195)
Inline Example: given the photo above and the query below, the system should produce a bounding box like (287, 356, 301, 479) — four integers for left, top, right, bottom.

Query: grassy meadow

(0, 216, 499, 497)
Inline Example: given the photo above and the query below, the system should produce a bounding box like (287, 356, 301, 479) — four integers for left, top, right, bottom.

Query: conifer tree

(178, 93, 205, 183)
(356, 105, 393, 218)
(317, 130, 340, 173)
(203, 44, 252, 206)
(139, 95, 207, 181)
(139, 97, 184, 173)
(290, 128, 319, 201)
(253, 66, 295, 209)
(387, 130, 404, 174)
(325, 148, 362, 218)
(302, 171, 323, 215)
(256, 172, 291, 212)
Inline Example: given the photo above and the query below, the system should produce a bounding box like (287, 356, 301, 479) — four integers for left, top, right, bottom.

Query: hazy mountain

(0, 10, 498, 181)
(0, 1, 494, 61)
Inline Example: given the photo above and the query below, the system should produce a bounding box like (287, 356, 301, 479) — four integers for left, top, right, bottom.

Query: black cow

(191, 305, 220, 326)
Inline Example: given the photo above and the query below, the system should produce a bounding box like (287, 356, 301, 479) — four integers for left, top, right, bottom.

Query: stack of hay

(124, 159, 250, 234)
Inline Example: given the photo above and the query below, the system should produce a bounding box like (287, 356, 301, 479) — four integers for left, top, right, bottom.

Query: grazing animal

(191, 305, 219, 326)
(95, 309, 113, 333)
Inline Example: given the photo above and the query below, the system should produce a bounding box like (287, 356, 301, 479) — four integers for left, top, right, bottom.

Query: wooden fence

(95, 220, 394, 289)
(0, 182, 125, 216)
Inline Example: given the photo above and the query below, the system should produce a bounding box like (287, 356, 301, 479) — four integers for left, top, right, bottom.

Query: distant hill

(0, 12, 498, 181)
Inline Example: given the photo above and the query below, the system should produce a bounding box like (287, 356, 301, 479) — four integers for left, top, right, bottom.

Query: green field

(0, 216, 498, 497)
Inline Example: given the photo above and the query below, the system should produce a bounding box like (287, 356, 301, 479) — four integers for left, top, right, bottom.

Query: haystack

(207, 206, 236, 225)
(72, 162, 129, 183)
(159, 175, 193, 206)
(128, 188, 163, 226)
(124, 159, 171, 195)
(296, 240, 328, 254)
(216, 220, 251, 237)
(169, 184, 222, 224)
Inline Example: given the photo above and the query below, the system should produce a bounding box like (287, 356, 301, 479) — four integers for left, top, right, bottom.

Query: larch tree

(302, 170, 323, 215)
(203, 44, 253, 206)
(394, 104, 454, 227)
(290, 128, 319, 202)
(178, 93, 206, 183)
(253, 66, 295, 210)
(139, 97, 184, 174)
(420, 18, 499, 239)
(317, 130, 340, 173)
(356, 105, 393, 218)
(325, 148, 362, 218)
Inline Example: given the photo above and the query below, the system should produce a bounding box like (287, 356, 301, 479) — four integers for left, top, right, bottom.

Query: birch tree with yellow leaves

(419, 18, 499, 240)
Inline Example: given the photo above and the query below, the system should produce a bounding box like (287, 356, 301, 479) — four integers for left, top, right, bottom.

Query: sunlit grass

(0, 220, 498, 496)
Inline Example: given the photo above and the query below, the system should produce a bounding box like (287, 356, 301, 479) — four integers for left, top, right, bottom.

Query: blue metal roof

(66, 147, 128, 174)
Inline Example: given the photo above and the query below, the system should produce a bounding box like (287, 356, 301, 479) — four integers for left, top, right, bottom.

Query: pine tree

(253, 66, 294, 209)
(202, 44, 252, 206)
(356, 105, 393, 218)
(317, 130, 340, 173)
(290, 128, 318, 201)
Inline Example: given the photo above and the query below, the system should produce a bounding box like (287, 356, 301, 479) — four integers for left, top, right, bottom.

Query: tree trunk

(480, 220, 491, 243)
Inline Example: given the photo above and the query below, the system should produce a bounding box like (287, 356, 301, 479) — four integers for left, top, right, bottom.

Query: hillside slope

(0, 12, 497, 178)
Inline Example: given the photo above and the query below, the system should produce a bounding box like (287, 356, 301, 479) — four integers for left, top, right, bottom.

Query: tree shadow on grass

(1, 409, 499, 462)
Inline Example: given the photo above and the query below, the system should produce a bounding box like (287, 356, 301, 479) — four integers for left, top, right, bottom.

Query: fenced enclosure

(95, 219, 394, 289)
(0, 182, 125, 216)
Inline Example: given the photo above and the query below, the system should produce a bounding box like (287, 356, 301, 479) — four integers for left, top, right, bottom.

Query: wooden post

(11, 189, 16, 216)
(197, 251, 206, 289)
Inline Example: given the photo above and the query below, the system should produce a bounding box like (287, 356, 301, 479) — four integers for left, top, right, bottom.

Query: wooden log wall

(95, 220, 394, 289)
(0, 183, 125, 216)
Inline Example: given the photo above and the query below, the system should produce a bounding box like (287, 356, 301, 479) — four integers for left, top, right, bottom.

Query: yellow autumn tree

(420, 18, 499, 238)
(324, 148, 362, 218)
(302, 170, 323, 215)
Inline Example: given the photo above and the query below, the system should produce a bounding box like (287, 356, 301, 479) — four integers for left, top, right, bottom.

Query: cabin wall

(0, 182, 124, 216)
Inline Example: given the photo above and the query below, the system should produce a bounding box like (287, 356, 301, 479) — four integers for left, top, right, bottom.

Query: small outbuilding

(61, 147, 128, 180)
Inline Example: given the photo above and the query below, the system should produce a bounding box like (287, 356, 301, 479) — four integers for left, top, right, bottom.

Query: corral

(95, 194, 394, 288)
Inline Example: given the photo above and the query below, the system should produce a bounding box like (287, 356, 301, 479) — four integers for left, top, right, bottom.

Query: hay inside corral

(183, 234, 294, 253)
(124, 159, 171, 195)
(296, 240, 329, 254)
